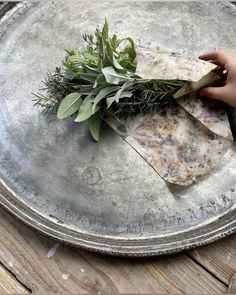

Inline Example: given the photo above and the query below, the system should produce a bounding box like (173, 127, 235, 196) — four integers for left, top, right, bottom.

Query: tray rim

(0, 0, 236, 257)
(1, 181, 236, 257)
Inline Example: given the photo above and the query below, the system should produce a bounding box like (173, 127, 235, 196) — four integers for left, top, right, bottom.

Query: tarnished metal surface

(0, 1, 236, 256)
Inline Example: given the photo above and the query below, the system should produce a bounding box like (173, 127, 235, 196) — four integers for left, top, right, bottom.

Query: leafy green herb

(88, 113, 102, 141)
(57, 93, 82, 119)
(34, 19, 184, 141)
(74, 96, 99, 123)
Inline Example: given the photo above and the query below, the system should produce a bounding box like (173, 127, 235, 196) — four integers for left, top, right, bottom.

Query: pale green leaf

(80, 74, 96, 83)
(93, 74, 106, 88)
(57, 93, 82, 119)
(106, 41, 114, 62)
(78, 87, 95, 95)
(105, 41, 123, 69)
(88, 113, 101, 141)
(79, 85, 103, 95)
(114, 80, 135, 102)
(84, 65, 100, 73)
(117, 37, 135, 49)
(113, 56, 123, 70)
(92, 86, 119, 113)
(102, 66, 126, 85)
(106, 91, 133, 108)
(75, 96, 100, 122)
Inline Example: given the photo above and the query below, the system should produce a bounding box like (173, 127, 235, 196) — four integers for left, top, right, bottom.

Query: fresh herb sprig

(34, 19, 184, 141)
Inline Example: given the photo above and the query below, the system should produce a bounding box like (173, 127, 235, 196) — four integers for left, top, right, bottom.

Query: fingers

(200, 85, 235, 107)
(200, 86, 225, 100)
(209, 59, 224, 67)
(199, 49, 236, 108)
(199, 49, 233, 71)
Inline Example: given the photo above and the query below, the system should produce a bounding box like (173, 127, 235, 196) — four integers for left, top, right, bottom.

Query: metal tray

(0, 1, 236, 256)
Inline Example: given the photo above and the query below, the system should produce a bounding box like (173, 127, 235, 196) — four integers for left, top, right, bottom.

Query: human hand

(199, 49, 236, 108)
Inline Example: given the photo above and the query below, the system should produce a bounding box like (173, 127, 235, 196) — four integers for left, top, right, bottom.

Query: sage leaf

(92, 86, 119, 113)
(106, 91, 133, 108)
(79, 87, 95, 95)
(75, 96, 100, 122)
(102, 66, 126, 85)
(106, 41, 114, 62)
(117, 37, 135, 49)
(57, 93, 82, 119)
(84, 65, 100, 73)
(115, 80, 135, 102)
(88, 113, 101, 141)
(80, 74, 96, 83)
(79, 85, 103, 95)
(113, 56, 123, 70)
(93, 74, 106, 88)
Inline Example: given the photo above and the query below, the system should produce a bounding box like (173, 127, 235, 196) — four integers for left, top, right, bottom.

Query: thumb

(200, 86, 230, 103)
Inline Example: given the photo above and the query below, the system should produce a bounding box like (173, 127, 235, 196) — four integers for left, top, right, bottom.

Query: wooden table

(0, 2, 236, 293)
(0, 208, 236, 294)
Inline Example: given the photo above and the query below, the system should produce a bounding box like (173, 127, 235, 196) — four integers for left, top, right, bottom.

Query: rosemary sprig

(34, 19, 184, 141)
(114, 82, 182, 117)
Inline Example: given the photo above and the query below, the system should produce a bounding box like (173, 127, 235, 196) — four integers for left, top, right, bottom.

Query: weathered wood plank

(0, 208, 226, 293)
(228, 272, 236, 293)
(188, 234, 236, 285)
(145, 256, 226, 293)
(0, 264, 28, 294)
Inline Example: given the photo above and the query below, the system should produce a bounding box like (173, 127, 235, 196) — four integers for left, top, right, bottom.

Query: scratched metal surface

(0, 1, 236, 256)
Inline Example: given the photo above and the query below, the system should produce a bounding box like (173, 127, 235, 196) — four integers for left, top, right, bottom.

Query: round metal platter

(0, 1, 236, 256)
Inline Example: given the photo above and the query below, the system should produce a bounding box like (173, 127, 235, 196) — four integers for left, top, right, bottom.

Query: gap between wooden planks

(0, 2, 235, 294)
(0, 263, 28, 294)
(1, 208, 235, 294)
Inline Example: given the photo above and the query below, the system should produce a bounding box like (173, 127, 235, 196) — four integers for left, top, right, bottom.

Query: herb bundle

(34, 20, 184, 141)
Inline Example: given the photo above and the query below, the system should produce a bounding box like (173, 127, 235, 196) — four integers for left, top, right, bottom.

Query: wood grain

(0, 263, 28, 294)
(0, 208, 226, 294)
(228, 272, 236, 293)
(189, 234, 236, 285)
(0, 2, 235, 294)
